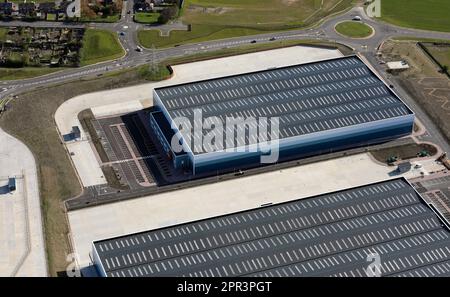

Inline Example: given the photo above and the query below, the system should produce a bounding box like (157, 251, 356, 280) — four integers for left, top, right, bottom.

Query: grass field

(138, 0, 353, 48)
(134, 12, 160, 24)
(138, 25, 271, 48)
(0, 67, 62, 81)
(381, 40, 450, 144)
(80, 29, 124, 66)
(424, 44, 450, 68)
(184, 0, 348, 28)
(379, 0, 450, 32)
(335, 21, 373, 38)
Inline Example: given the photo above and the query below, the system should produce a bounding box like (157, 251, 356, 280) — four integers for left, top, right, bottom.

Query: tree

(157, 6, 179, 24)
(101, 5, 114, 16)
(443, 65, 449, 74)
(165, 0, 182, 7)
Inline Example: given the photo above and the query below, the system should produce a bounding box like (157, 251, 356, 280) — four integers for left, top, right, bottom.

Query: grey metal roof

(154, 56, 413, 154)
(93, 178, 450, 277)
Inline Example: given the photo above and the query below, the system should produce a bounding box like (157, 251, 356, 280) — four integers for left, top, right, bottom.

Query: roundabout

(334, 21, 375, 39)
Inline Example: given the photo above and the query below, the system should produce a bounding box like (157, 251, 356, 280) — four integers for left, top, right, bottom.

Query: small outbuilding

(8, 177, 16, 192)
(387, 61, 410, 71)
(72, 126, 81, 139)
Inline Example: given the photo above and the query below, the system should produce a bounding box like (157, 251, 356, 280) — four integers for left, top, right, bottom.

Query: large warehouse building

(92, 178, 450, 277)
(150, 55, 414, 175)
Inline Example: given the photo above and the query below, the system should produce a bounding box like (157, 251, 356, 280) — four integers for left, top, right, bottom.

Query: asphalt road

(1, 5, 450, 152)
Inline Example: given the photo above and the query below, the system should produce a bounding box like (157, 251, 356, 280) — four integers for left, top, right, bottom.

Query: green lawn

(79, 14, 120, 23)
(138, 0, 353, 48)
(0, 27, 7, 42)
(379, 0, 450, 32)
(0, 67, 62, 81)
(138, 24, 272, 48)
(80, 29, 124, 66)
(46, 13, 57, 21)
(134, 12, 160, 24)
(164, 39, 354, 64)
(335, 21, 373, 38)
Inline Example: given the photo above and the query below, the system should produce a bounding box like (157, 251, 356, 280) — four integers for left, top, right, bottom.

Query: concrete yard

(55, 46, 343, 188)
(68, 152, 445, 272)
(0, 128, 47, 277)
(65, 140, 107, 187)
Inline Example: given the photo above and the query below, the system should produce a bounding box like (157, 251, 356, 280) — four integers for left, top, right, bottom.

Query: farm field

(80, 29, 124, 66)
(138, 0, 353, 48)
(183, 0, 349, 28)
(379, 0, 450, 32)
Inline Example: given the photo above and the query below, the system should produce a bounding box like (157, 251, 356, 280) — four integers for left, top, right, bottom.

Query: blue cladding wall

(151, 91, 414, 175)
(193, 117, 413, 174)
(150, 111, 190, 169)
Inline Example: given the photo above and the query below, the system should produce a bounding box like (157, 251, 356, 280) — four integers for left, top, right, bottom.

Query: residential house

(56, 0, 72, 19)
(38, 2, 56, 14)
(0, 1, 13, 15)
(11, 2, 18, 16)
(37, 2, 56, 20)
(134, 0, 149, 12)
(18, 2, 36, 16)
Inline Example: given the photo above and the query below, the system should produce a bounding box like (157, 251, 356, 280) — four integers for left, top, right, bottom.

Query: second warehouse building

(150, 55, 414, 175)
